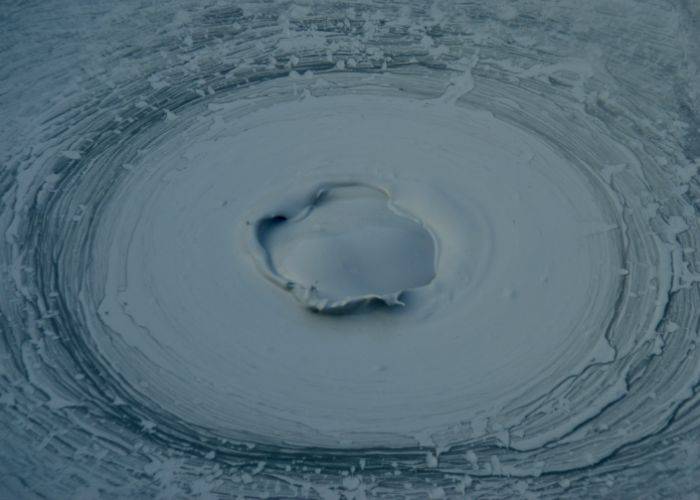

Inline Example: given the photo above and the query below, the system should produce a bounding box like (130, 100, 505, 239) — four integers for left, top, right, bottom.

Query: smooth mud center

(251, 183, 437, 312)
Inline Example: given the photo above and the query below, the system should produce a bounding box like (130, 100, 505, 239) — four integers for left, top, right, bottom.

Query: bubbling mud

(1, 0, 699, 498)
(250, 182, 437, 312)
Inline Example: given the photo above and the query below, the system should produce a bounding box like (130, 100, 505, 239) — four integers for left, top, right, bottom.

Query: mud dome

(91, 92, 621, 449)
(1, 0, 699, 498)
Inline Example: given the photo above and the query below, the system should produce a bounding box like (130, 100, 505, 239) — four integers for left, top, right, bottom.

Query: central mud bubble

(250, 182, 437, 313)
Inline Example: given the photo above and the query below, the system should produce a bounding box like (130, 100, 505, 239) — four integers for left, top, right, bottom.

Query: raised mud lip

(247, 181, 437, 313)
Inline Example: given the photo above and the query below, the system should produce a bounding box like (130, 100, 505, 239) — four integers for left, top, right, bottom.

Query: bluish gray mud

(1, 1, 699, 498)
